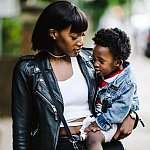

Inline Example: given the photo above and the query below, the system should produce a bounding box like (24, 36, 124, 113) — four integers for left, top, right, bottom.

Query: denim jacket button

(40, 78, 44, 82)
(35, 67, 39, 71)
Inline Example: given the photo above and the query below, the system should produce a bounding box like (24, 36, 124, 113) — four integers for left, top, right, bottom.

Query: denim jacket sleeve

(96, 77, 139, 131)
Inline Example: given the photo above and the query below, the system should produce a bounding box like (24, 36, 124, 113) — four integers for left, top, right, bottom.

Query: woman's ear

(49, 29, 56, 39)
(114, 59, 123, 67)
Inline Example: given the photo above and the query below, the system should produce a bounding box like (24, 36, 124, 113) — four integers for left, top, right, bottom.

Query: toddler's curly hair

(92, 27, 131, 61)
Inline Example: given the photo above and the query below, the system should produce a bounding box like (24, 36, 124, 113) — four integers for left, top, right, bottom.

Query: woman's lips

(74, 49, 81, 54)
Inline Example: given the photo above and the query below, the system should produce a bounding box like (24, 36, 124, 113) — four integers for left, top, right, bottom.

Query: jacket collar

(113, 61, 131, 86)
(102, 61, 131, 90)
(33, 51, 52, 73)
(33, 49, 93, 73)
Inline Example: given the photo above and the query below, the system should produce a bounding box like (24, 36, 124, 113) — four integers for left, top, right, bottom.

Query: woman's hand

(84, 121, 101, 133)
(113, 114, 135, 140)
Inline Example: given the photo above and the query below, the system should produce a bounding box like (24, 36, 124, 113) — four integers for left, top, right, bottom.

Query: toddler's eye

(99, 60, 104, 64)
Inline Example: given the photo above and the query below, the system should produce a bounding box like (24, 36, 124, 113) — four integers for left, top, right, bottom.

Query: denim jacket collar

(103, 61, 131, 90)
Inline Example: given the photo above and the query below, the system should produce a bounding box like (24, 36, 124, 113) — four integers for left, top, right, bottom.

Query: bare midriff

(59, 117, 85, 135)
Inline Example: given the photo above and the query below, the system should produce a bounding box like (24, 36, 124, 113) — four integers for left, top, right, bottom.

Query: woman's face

(93, 45, 118, 77)
(54, 26, 85, 57)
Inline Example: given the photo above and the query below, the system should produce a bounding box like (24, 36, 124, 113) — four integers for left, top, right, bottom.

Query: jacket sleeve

(12, 60, 33, 149)
(96, 80, 139, 131)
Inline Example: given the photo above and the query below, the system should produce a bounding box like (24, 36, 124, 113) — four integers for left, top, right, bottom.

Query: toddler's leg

(87, 130, 105, 150)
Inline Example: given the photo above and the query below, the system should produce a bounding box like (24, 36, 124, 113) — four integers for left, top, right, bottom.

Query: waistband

(59, 134, 86, 143)
(60, 121, 83, 127)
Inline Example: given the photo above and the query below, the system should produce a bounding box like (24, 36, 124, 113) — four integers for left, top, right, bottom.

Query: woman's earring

(53, 36, 56, 40)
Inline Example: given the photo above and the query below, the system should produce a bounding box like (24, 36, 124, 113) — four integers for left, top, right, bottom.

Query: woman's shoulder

(14, 54, 36, 75)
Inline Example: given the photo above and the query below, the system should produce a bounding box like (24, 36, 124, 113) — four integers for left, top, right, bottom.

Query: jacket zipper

(36, 90, 58, 120)
(54, 125, 60, 150)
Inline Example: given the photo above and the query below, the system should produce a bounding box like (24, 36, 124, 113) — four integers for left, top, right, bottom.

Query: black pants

(56, 137, 86, 150)
(56, 135, 124, 150)
(103, 141, 125, 150)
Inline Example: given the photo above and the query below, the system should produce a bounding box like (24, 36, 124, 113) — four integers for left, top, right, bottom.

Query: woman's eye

(71, 36, 78, 40)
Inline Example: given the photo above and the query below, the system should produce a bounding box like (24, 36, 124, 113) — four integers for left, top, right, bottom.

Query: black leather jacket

(12, 49, 96, 150)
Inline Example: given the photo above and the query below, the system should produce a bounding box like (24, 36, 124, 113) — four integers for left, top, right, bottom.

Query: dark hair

(92, 27, 131, 61)
(31, 1, 88, 51)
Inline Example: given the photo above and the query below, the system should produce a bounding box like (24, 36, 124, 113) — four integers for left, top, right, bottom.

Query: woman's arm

(113, 113, 135, 140)
(12, 60, 33, 149)
(113, 110, 144, 140)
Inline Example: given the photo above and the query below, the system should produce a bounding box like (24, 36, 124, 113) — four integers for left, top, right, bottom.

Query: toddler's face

(93, 45, 119, 77)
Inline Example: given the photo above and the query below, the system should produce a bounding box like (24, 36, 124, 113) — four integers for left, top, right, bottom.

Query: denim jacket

(95, 62, 139, 131)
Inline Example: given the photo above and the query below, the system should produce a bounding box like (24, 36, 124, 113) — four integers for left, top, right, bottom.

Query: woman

(12, 1, 137, 150)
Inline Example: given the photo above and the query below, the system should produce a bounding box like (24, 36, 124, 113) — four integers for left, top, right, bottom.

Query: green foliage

(37, 0, 55, 3)
(3, 18, 22, 56)
(109, 0, 128, 6)
(79, 0, 108, 31)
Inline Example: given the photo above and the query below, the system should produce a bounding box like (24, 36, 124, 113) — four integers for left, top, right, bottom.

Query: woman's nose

(77, 37, 84, 47)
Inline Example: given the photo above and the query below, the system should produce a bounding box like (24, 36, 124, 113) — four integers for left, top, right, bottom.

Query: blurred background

(0, 0, 150, 149)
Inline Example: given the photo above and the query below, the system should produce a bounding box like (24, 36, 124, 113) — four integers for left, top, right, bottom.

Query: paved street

(122, 53, 150, 150)
(0, 53, 150, 150)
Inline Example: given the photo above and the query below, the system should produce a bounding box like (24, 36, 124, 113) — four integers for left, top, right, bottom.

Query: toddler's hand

(84, 121, 100, 133)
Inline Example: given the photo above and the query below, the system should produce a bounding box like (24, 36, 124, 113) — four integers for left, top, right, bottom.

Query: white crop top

(58, 57, 92, 127)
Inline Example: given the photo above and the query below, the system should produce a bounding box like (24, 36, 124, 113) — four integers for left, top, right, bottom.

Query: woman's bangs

(71, 11, 88, 33)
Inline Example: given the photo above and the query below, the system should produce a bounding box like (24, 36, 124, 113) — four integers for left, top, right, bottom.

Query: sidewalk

(0, 54, 150, 150)
(0, 118, 12, 150)
(122, 54, 150, 150)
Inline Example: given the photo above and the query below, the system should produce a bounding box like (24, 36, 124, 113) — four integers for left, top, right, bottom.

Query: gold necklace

(48, 51, 66, 58)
